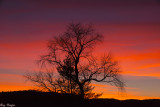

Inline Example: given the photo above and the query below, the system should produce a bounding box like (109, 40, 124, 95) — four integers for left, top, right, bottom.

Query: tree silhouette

(25, 23, 124, 99)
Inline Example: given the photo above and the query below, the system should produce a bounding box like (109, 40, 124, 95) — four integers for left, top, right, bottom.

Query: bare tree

(25, 23, 124, 99)
(24, 70, 78, 93)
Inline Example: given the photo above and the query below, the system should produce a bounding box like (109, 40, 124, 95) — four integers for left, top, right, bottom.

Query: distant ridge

(0, 90, 160, 107)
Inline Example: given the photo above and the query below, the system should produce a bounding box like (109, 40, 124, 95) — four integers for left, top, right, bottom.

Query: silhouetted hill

(0, 90, 160, 107)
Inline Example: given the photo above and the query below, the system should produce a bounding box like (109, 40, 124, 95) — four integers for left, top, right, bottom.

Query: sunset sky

(0, 0, 160, 100)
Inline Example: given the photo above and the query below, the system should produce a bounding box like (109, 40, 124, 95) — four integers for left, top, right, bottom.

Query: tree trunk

(69, 71, 72, 94)
(79, 84, 84, 100)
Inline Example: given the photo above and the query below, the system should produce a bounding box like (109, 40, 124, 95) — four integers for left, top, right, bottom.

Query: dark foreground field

(0, 90, 160, 107)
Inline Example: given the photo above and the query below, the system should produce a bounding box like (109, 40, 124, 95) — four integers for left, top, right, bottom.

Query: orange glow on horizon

(1, 83, 160, 100)
(100, 93, 160, 100)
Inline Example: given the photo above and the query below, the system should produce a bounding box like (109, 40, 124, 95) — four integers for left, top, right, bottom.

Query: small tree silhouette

(25, 23, 124, 99)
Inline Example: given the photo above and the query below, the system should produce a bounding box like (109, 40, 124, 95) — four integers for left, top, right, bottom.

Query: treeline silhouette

(0, 90, 160, 107)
